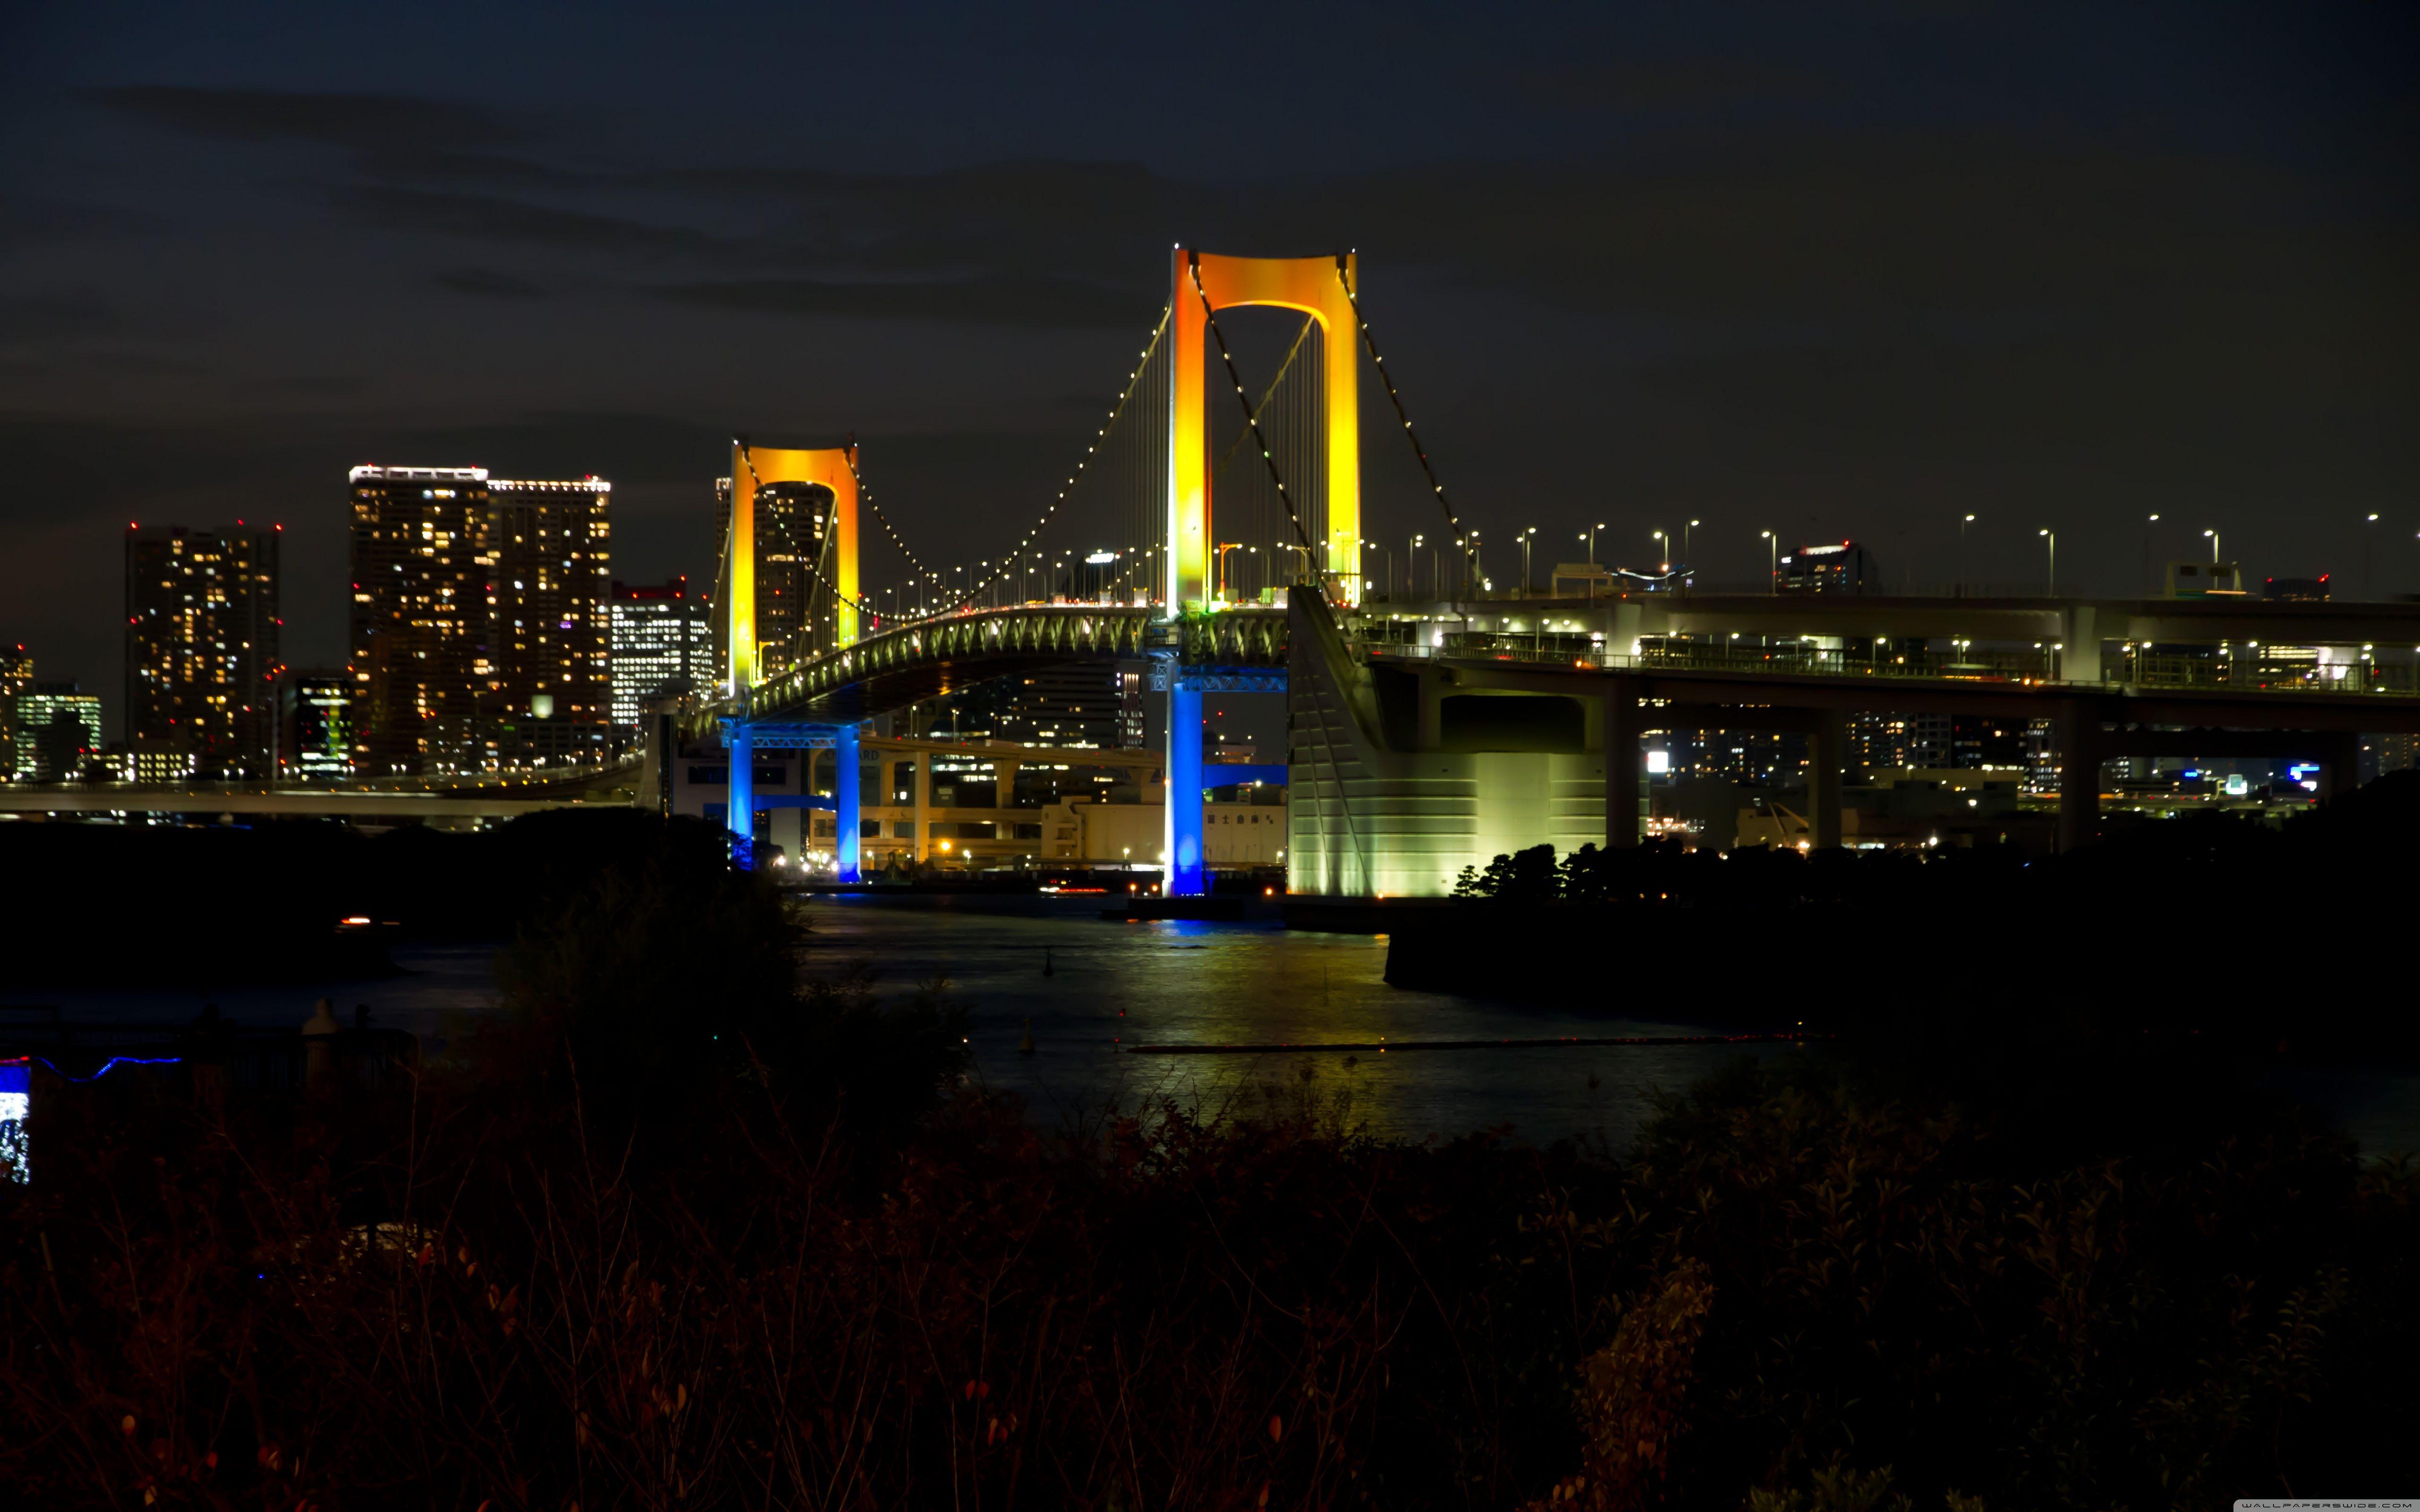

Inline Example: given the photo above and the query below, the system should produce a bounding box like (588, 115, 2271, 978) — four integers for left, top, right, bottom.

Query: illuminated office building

(125, 522, 282, 778)
(0, 644, 31, 772)
(609, 577, 709, 729)
(280, 670, 354, 779)
(348, 465, 611, 774)
(12, 682, 103, 781)
(490, 476, 613, 764)
(947, 665, 1128, 749)
(348, 465, 496, 774)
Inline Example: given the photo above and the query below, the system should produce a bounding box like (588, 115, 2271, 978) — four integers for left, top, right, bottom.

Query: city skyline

(5, 4, 2415, 719)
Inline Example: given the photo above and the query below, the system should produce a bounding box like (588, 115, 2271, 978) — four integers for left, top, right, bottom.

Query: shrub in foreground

(1, 1044, 2408, 1510)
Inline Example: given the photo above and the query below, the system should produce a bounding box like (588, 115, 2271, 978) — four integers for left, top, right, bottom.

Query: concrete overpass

(0, 763, 642, 822)
(1285, 595, 2420, 896)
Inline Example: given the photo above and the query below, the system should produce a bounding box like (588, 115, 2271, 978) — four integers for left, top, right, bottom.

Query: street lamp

(2039, 529, 2056, 597)
(1684, 518, 1700, 568)
(2142, 513, 2161, 596)
(1410, 532, 1425, 598)
(1519, 526, 1538, 593)
(1957, 513, 1976, 597)
(2204, 528, 2220, 563)
(1362, 539, 1394, 600)
(1585, 522, 1605, 566)
(1761, 529, 1778, 593)
(1651, 528, 1667, 571)
(2365, 512, 2381, 601)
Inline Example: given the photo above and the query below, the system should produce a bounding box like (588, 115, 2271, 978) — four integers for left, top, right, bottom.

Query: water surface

(25, 893, 2420, 1156)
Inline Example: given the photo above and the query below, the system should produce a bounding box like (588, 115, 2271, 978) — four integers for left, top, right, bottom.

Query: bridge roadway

(0, 763, 642, 821)
(727, 591, 2420, 726)
(703, 592, 2420, 890)
(1408, 591, 2420, 670)
(734, 601, 1286, 725)
(1398, 647, 2420, 854)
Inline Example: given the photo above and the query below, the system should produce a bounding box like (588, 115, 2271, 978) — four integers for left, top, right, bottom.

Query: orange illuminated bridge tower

(1160, 249, 1362, 894)
(720, 440, 863, 878)
(1164, 248, 1361, 611)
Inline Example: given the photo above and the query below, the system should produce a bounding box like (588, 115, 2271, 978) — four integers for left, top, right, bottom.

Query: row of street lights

(1360, 512, 2396, 600)
(868, 508, 2405, 615)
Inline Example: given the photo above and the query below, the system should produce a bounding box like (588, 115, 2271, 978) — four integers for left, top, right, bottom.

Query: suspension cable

(1336, 257, 1461, 538)
(839, 439, 938, 584)
(1215, 313, 1316, 473)
(920, 304, 1175, 619)
(1189, 252, 1316, 562)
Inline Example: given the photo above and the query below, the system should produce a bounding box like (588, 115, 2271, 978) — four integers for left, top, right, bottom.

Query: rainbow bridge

(700, 249, 2420, 897)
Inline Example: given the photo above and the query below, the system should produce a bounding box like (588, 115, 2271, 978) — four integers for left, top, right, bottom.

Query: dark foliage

(1422, 773, 2420, 1047)
(2, 1031, 2411, 1507)
(0, 809, 742, 987)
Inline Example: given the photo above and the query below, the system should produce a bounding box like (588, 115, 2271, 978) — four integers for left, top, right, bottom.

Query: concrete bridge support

(1809, 707, 1846, 850)
(2319, 730, 2363, 803)
(1166, 679, 1206, 894)
(834, 723, 862, 882)
(2061, 604, 2103, 683)
(913, 753, 931, 865)
(2057, 699, 2103, 854)
(1603, 683, 1642, 849)
(726, 723, 755, 864)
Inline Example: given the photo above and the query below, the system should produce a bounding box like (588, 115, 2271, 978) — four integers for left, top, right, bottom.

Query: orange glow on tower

(1167, 249, 1362, 611)
(724, 442, 860, 691)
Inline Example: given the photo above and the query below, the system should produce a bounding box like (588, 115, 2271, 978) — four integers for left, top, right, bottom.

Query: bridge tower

(721, 440, 864, 879)
(1161, 249, 1360, 894)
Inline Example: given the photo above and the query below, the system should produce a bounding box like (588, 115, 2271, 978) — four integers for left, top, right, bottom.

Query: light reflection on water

(26, 893, 2420, 1156)
(800, 893, 1792, 1147)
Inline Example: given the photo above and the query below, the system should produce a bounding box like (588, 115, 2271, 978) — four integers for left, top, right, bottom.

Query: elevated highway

(0, 761, 643, 822)
(1283, 596, 2420, 896)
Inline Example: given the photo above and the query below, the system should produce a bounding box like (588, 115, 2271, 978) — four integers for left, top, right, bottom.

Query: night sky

(3, 2, 2413, 735)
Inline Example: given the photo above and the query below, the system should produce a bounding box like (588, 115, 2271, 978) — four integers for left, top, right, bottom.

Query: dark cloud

(86, 84, 524, 152)
(1524, 59, 1833, 114)
(0, 291, 117, 343)
(338, 186, 722, 254)
(84, 84, 561, 184)
(0, 195, 160, 246)
(651, 274, 1147, 328)
(434, 266, 546, 299)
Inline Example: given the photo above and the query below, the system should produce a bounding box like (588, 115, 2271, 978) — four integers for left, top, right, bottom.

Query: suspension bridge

(695, 246, 2420, 898)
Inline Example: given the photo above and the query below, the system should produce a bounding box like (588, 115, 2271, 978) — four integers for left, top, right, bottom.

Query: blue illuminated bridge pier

(686, 246, 2420, 900)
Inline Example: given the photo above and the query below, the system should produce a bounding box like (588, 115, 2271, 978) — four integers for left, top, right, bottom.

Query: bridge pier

(834, 723, 862, 883)
(1603, 683, 1641, 848)
(1166, 679, 1206, 893)
(726, 723, 755, 868)
(2057, 699, 2102, 853)
(2319, 730, 2362, 803)
(913, 752, 931, 866)
(1809, 708, 1845, 849)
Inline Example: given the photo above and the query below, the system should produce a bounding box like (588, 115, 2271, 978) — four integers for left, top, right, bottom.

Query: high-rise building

(13, 682, 103, 782)
(609, 577, 709, 728)
(490, 476, 613, 765)
(279, 670, 354, 780)
(348, 465, 497, 775)
(125, 522, 282, 778)
(348, 465, 611, 774)
(0, 644, 32, 773)
(951, 665, 1127, 748)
